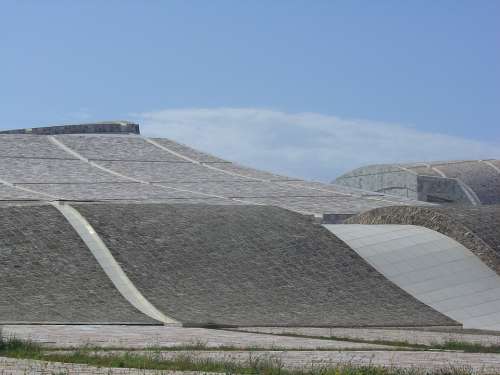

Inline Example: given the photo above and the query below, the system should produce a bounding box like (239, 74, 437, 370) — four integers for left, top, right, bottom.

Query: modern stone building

(334, 160, 500, 205)
(1, 122, 499, 330)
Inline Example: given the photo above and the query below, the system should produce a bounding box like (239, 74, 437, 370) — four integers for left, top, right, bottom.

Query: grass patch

(0, 330, 478, 375)
(0, 328, 43, 359)
(228, 329, 500, 353)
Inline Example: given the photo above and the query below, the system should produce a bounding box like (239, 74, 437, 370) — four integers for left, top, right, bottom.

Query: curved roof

(335, 160, 500, 205)
(0, 123, 427, 217)
(0, 201, 455, 327)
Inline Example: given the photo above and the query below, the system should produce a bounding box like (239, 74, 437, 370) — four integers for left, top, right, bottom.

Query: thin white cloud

(136, 108, 500, 182)
(66, 108, 92, 122)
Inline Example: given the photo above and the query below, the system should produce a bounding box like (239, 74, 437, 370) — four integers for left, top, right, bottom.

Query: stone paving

(1, 325, 389, 350)
(4, 326, 500, 373)
(235, 327, 500, 346)
(36, 350, 500, 374)
(110, 350, 500, 373)
(0, 131, 427, 217)
(0, 356, 208, 374)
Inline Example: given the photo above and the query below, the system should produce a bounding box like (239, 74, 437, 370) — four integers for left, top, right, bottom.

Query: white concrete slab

(325, 224, 500, 330)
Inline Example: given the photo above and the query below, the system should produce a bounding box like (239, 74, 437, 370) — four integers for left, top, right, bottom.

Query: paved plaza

(1, 325, 388, 350)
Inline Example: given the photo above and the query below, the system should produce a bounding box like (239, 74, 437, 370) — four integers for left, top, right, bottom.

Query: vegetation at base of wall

(230, 330, 500, 354)
(0, 330, 481, 375)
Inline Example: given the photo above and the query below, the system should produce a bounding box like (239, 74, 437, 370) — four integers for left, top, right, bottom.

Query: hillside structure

(1, 122, 499, 330)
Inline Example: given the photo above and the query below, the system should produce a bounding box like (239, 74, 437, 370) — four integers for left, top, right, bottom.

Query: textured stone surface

(0, 158, 127, 183)
(120, 350, 500, 373)
(55, 134, 185, 162)
(433, 161, 500, 205)
(287, 181, 429, 205)
(17, 183, 212, 201)
(206, 162, 298, 181)
(0, 135, 74, 159)
(0, 122, 139, 135)
(490, 160, 500, 170)
(74, 203, 455, 327)
(1, 325, 387, 349)
(335, 160, 500, 206)
(0, 185, 47, 200)
(406, 164, 442, 177)
(347, 205, 500, 276)
(98, 161, 251, 182)
(6, 352, 500, 374)
(336, 165, 418, 199)
(0, 357, 211, 374)
(151, 138, 228, 163)
(417, 175, 470, 204)
(0, 204, 154, 323)
(242, 196, 401, 215)
(157, 181, 342, 198)
(0, 132, 426, 216)
(237, 326, 500, 346)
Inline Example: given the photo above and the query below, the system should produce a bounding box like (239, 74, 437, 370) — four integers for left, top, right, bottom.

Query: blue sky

(1, 1, 499, 181)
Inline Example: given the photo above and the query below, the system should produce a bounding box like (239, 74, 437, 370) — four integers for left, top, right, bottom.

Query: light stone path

(45, 350, 500, 374)
(236, 327, 500, 346)
(0, 325, 389, 350)
(0, 356, 213, 375)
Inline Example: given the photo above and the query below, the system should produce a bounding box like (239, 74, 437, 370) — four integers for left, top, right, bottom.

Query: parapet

(0, 121, 140, 135)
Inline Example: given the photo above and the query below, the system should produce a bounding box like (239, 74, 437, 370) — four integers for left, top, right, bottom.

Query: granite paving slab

(150, 138, 228, 163)
(242, 196, 400, 215)
(235, 327, 500, 346)
(0, 185, 47, 200)
(98, 161, 252, 183)
(0, 135, 76, 159)
(1, 325, 389, 350)
(55, 135, 185, 162)
(204, 162, 298, 181)
(0, 158, 127, 184)
(155, 181, 340, 198)
(16, 183, 211, 201)
(0, 357, 210, 375)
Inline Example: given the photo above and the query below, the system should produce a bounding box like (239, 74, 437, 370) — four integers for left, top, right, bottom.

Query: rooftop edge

(0, 121, 140, 135)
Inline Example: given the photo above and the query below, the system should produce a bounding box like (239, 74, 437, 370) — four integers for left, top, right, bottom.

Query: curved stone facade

(334, 160, 500, 206)
(0, 129, 428, 219)
(72, 203, 454, 327)
(0, 204, 155, 324)
(1, 122, 495, 328)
